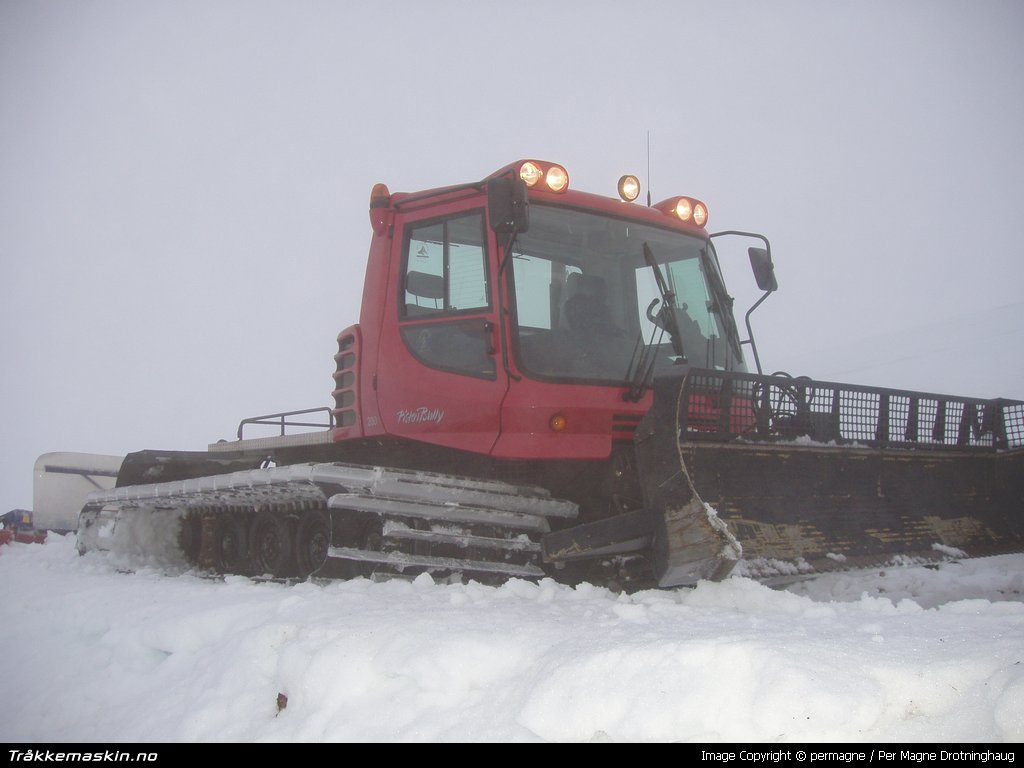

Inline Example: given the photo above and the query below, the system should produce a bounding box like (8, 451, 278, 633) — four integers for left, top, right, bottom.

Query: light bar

(653, 195, 710, 227)
(517, 160, 569, 193)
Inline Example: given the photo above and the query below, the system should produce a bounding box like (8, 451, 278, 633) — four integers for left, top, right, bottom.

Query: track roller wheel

(213, 511, 250, 575)
(249, 510, 294, 578)
(295, 509, 331, 578)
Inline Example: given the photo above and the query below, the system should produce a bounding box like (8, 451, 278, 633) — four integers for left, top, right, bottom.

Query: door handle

(484, 321, 497, 355)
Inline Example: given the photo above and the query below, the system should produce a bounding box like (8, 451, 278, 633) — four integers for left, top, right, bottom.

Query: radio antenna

(646, 130, 652, 207)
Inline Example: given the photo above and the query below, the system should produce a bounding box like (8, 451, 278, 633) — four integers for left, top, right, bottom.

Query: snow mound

(1, 536, 1022, 742)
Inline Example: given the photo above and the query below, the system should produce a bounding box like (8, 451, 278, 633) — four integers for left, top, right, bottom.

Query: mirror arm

(742, 290, 773, 375)
(709, 230, 776, 375)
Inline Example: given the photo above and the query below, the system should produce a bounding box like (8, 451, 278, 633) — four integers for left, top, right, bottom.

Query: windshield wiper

(699, 245, 738, 355)
(643, 242, 686, 359)
(623, 243, 685, 402)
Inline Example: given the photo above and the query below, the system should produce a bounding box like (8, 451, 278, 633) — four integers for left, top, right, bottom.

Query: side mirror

(488, 176, 529, 236)
(748, 247, 778, 292)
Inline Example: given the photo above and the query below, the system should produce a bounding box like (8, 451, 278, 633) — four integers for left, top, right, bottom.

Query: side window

(399, 210, 496, 380)
(403, 212, 488, 317)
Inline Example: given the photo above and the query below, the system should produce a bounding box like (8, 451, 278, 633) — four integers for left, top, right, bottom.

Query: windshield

(509, 204, 745, 384)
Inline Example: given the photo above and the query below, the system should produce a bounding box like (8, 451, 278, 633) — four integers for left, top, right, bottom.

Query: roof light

(652, 196, 710, 228)
(369, 182, 390, 208)
(617, 175, 641, 202)
(693, 202, 708, 227)
(369, 182, 392, 235)
(546, 165, 569, 193)
(519, 161, 543, 187)
(516, 160, 569, 193)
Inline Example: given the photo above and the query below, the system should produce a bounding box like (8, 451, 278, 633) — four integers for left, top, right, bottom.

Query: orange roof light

(369, 182, 392, 235)
(369, 182, 391, 208)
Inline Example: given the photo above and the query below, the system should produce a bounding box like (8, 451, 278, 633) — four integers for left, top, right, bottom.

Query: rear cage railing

(236, 407, 335, 440)
(679, 369, 1024, 451)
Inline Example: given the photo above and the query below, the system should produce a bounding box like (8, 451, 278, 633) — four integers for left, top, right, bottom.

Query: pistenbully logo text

(396, 407, 445, 425)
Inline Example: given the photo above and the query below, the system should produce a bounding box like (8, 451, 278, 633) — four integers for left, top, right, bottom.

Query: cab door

(374, 203, 508, 454)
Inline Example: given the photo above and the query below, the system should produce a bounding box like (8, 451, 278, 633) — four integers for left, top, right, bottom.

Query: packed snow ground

(1, 535, 1021, 743)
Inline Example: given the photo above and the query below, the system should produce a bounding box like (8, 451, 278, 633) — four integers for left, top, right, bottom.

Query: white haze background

(2, 2, 1024, 744)
(2, 0, 1024, 510)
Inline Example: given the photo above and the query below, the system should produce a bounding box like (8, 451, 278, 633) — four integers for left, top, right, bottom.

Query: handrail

(236, 407, 334, 440)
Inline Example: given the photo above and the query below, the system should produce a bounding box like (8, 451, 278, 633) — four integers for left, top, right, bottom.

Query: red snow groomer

(68, 160, 1024, 589)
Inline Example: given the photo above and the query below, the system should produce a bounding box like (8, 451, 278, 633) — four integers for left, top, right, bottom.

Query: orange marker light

(549, 414, 567, 432)
(369, 183, 392, 235)
(369, 183, 390, 207)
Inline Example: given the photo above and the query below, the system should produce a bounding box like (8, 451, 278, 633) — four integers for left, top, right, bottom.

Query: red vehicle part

(0, 510, 47, 547)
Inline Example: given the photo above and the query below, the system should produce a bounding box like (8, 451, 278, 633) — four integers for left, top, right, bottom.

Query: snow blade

(642, 368, 1024, 583)
(634, 374, 743, 587)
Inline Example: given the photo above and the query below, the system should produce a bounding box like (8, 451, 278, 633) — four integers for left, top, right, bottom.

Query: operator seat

(562, 273, 611, 333)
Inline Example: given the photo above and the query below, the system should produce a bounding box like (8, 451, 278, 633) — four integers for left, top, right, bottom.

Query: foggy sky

(3, 0, 1023, 510)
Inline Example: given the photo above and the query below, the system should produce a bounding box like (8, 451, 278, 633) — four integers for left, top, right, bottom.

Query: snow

(1, 535, 1022, 742)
